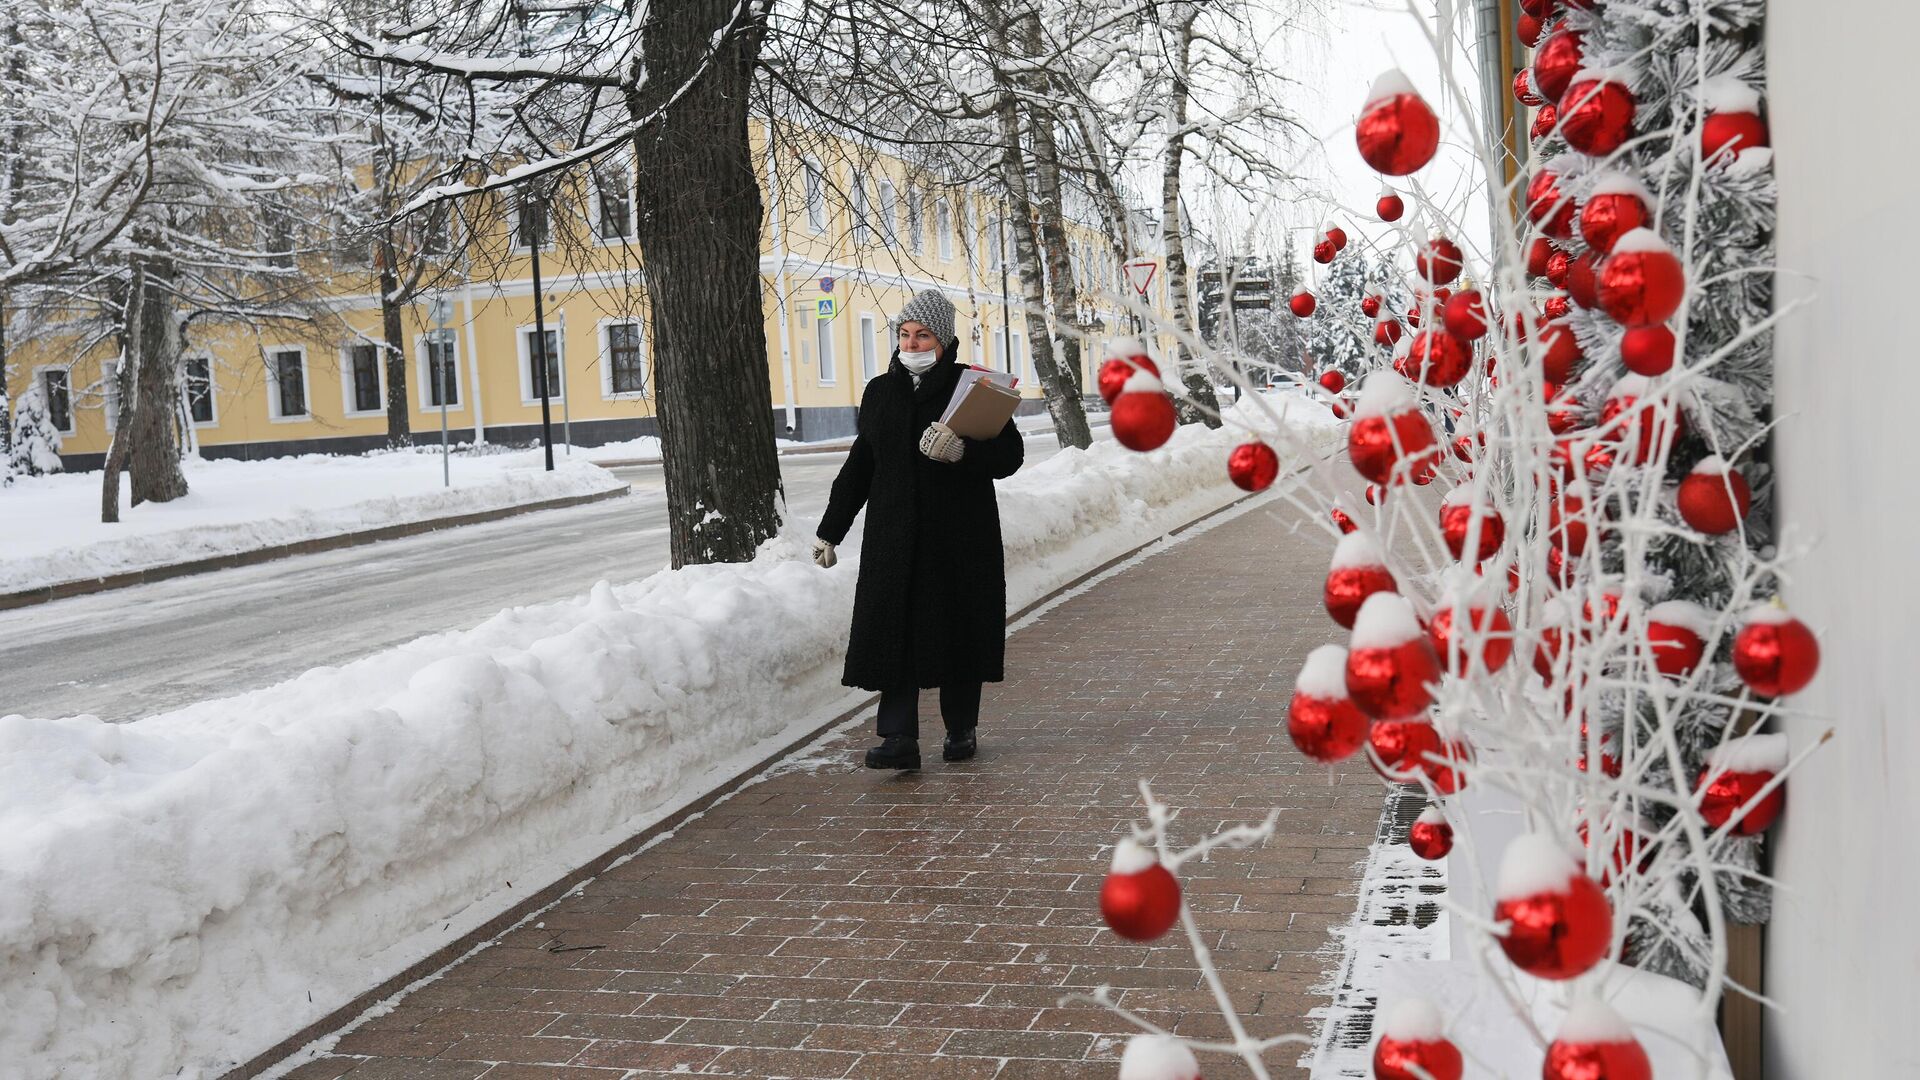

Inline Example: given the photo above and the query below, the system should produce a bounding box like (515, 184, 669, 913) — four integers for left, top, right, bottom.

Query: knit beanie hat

(891, 288, 957, 345)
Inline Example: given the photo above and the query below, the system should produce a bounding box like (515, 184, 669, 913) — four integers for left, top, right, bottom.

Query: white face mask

(899, 349, 939, 375)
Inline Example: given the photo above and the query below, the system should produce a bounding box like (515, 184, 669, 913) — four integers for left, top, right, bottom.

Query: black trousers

(876, 683, 981, 739)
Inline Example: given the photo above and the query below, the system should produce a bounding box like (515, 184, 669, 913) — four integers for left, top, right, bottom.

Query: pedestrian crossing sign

(817, 298, 836, 320)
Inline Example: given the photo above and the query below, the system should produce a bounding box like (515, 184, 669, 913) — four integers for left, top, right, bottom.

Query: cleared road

(0, 433, 1072, 723)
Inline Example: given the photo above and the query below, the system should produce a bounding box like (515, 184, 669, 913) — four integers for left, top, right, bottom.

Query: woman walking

(812, 289, 1025, 770)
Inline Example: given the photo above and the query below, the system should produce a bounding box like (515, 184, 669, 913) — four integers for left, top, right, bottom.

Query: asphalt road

(0, 433, 1072, 723)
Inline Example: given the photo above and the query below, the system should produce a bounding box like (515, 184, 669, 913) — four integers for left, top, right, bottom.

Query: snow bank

(0, 447, 625, 593)
(0, 400, 1343, 1079)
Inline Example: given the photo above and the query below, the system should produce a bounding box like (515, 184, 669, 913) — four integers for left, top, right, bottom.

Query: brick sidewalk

(278, 496, 1390, 1080)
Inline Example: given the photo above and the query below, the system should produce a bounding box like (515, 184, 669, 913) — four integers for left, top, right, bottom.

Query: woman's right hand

(811, 538, 838, 568)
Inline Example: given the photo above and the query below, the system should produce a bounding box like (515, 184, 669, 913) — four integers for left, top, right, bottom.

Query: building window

(936, 199, 953, 261)
(907, 189, 924, 253)
(606, 321, 646, 395)
(514, 191, 550, 250)
(850, 172, 871, 247)
(858, 313, 879, 381)
(1012, 329, 1028, 383)
(184, 357, 215, 425)
(987, 216, 1003, 269)
(269, 348, 308, 419)
(595, 165, 633, 241)
(41, 368, 73, 434)
(876, 180, 898, 246)
(423, 333, 459, 407)
(803, 158, 826, 234)
(524, 328, 562, 400)
(348, 344, 382, 414)
(815, 314, 835, 384)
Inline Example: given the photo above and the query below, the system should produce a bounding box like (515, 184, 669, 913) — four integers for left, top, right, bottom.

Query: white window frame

(1011, 328, 1029, 384)
(598, 317, 648, 400)
(803, 157, 827, 235)
(814, 312, 836, 385)
(515, 323, 567, 404)
(907, 188, 924, 253)
(592, 160, 636, 244)
(414, 331, 463, 411)
(876, 179, 898, 246)
(182, 354, 219, 428)
(849, 171, 871, 247)
(935, 198, 953, 261)
(34, 364, 76, 436)
(263, 345, 311, 422)
(858, 312, 880, 382)
(986, 215, 1002, 269)
(341, 342, 386, 418)
(511, 192, 553, 252)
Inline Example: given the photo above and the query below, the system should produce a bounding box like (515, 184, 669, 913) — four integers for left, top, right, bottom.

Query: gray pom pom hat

(890, 288, 957, 345)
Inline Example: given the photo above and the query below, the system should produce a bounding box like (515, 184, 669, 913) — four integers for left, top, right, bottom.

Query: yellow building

(8, 126, 1165, 470)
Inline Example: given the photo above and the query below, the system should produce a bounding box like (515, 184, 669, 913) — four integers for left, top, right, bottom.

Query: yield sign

(1123, 259, 1158, 296)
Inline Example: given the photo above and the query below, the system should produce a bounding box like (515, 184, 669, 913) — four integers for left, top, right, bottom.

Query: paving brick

(267, 502, 1384, 1080)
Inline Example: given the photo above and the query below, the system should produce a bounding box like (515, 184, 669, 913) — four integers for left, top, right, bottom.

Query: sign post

(429, 295, 453, 487)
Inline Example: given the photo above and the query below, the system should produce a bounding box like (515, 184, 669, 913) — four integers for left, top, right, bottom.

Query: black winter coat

(816, 346, 1025, 691)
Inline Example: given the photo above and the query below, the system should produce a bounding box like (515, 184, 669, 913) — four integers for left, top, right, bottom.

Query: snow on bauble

(1098, 340, 1159, 404)
(1409, 806, 1454, 861)
(1559, 73, 1636, 156)
(1377, 190, 1405, 221)
(1117, 1033, 1201, 1080)
(1527, 164, 1576, 239)
(1110, 373, 1177, 451)
(1733, 605, 1821, 697)
(1543, 999, 1655, 1080)
(1646, 599, 1712, 678)
(1325, 532, 1397, 630)
(1618, 324, 1675, 376)
(1226, 441, 1279, 492)
(1371, 998, 1464, 1080)
(1438, 485, 1505, 562)
(1397, 330, 1472, 388)
(1698, 734, 1789, 835)
(1356, 69, 1441, 176)
(1287, 644, 1369, 763)
(1598, 228, 1687, 327)
(1346, 592, 1441, 721)
(1493, 833, 1613, 980)
(1416, 236, 1465, 285)
(1676, 456, 1752, 534)
(1579, 173, 1651, 253)
(1346, 374, 1437, 486)
(1289, 290, 1316, 318)
(1699, 75, 1769, 163)
(1442, 290, 1488, 340)
(1319, 369, 1346, 395)
(1533, 27, 1584, 101)
(1100, 838, 1182, 941)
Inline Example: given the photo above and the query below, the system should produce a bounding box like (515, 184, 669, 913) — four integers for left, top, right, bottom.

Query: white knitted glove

(811, 538, 837, 568)
(920, 422, 965, 463)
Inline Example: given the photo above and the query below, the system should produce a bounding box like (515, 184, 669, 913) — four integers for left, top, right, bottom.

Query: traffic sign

(816, 298, 836, 320)
(1123, 260, 1158, 296)
(819, 276, 835, 292)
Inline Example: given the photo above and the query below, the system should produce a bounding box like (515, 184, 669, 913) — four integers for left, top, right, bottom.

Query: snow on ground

(0, 447, 626, 593)
(0, 396, 1341, 1080)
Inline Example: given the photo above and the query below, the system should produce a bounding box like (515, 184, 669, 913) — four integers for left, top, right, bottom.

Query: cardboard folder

(940, 368, 1023, 439)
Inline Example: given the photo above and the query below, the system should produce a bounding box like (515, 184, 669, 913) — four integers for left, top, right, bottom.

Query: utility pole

(528, 185, 555, 472)
(999, 203, 1012, 374)
(431, 294, 452, 484)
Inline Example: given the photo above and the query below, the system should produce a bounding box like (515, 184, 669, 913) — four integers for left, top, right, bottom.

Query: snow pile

(0, 448, 626, 593)
(0, 400, 1342, 1079)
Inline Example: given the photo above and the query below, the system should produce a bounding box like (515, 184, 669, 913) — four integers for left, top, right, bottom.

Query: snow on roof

(1707, 733, 1789, 773)
(1496, 832, 1582, 900)
(1351, 592, 1423, 649)
(1331, 531, 1388, 570)
(1298, 644, 1352, 699)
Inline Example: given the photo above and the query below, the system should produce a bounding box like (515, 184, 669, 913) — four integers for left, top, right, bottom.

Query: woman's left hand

(919, 422, 966, 463)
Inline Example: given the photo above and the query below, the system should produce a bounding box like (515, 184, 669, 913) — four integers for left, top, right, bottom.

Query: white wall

(1765, 5, 1920, 1075)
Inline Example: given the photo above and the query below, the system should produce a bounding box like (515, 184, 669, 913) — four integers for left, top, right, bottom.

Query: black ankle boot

(942, 729, 977, 762)
(864, 736, 920, 770)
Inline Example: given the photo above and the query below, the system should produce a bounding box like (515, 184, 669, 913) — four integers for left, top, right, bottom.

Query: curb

(228, 483, 1252, 1080)
(0, 485, 632, 613)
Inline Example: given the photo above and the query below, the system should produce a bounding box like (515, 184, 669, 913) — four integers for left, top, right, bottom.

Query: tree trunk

(1017, 16, 1093, 448)
(121, 256, 188, 510)
(378, 253, 412, 448)
(1161, 13, 1222, 428)
(631, 0, 782, 567)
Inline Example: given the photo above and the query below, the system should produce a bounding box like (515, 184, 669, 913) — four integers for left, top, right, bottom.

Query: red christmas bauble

(1538, 318, 1583, 383)
(1347, 410, 1436, 485)
(1330, 399, 1348, 419)
(1377, 191, 1406, 221)
(1518, 12, 1544, 47)
(1544, 1011, 1654, 1080)
(1533, 30, 1585, 103)
(1289, 290, 1317, 318)
(1580, 190, 1648, 254)
(1549, 490, 1591, 554)
(1535, 623, 1568, 680)
(1566, 251, 1599, 309)
(1519, 0, 1552, 15)
(1397, 331, 1473, 388)
(1531, 102, 1559, 142)
(1098, 352, 1160, 404)
(1732, 610, 1821, 696)
(1545, 382, 1585, 435)
(1319, 369, 1347, 394)
(1429, 601, 1513, 674)
(1227, 442, 1281, 493)
(1417, 236, 1465, 285)
(1545, 249, 1572, 289)
(1452, 433, 1476, 463)
(1698, 767, 1785, 835)
(1646, 600, 1708, 678)
(1619, 324, 1675, 376)
(1347, 619, 1441, 721)
(1357, 79, 1442, 176)
(1543, 293, 1573, 321)
(1578, 817, 1653, 886)
(1442, 291, 1488, 340)
(1409, 807, 1454, 861)
(1374, 319, 1405, 348)
(1600, 389, 1684, 465)
(1100, 841, 1182, 941)
(1527, 167, 1576, 240)
(1288, 645, 1370, 763)
(1514, 68, 1545, 107)
(1367, 717, 1443, 782)
(1326, 226, 1349, 251)
(1374, 1028, 1463, 1080)
(1313, 238, 1336, 264)
(1439, 501, 1505, 562)
(1362, 293, 1384, 319)
(1325, 535, 1397, 628)
(1494, 843, 1613, 980)
(1559, 78, 1636, 156)
(1702, 111, 1769, 164)
(1331, 505, 1357, 534)
(1527, 237, 1555, 277)
(1676, 461, 1751, 534)
(1364, 483, 1384, 505)
(1111, 388, 1177, 451)
(1598, 233, 1686, 327)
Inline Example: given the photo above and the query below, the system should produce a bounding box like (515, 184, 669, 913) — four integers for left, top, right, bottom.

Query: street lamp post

(527, 186, 556, 472)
